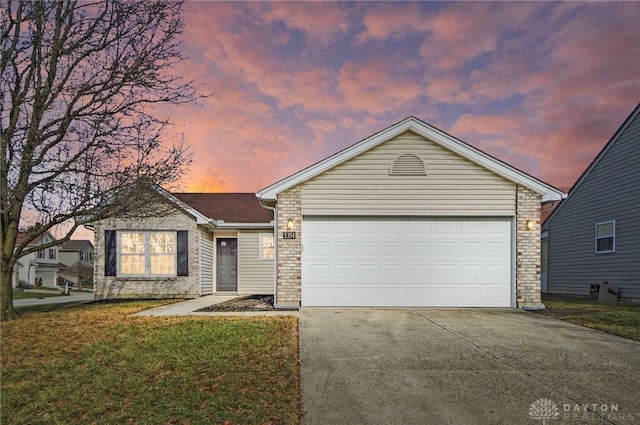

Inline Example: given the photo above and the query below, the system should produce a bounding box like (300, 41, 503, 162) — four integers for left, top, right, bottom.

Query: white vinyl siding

(200, 228, 214, 295)
(238, 230, 275, 294)
(301, 131, 516, 216)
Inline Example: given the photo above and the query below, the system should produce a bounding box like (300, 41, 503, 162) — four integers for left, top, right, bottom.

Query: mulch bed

(196, 295, 298, 312)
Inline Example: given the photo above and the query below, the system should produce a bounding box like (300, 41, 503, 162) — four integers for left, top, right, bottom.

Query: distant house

(59, 240, 94, 286)
(544, 103, 640, 303)
(14, 231, 62, 288)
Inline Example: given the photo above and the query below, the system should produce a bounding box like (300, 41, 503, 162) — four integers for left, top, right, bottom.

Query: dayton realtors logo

(529, 398, 636, 423)
(529, 398, 560, 424)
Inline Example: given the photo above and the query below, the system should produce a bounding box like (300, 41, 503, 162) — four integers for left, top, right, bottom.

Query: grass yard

(1, 301, 300, 425)
(538, 295, 640, 342)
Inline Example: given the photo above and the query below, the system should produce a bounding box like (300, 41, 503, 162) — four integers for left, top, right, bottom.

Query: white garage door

(302, 217, 512, 307)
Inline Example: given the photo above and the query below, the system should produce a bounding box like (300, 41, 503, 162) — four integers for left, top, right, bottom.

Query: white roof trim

(544, 103, 640, 225)
(213, 221, 275, 229)
(257, 116, 565, 202)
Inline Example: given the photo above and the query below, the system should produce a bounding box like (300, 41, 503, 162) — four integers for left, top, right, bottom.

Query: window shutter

(177, 230, 189, 276)
(105, 230, 116, 276)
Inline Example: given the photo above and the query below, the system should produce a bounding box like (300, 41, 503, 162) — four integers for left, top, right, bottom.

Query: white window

(37, 250, 44, 259)
(260, 233, 274, 259)
(48, 248, 56, 260)
(119, 232, 175, 276)
(595, 221, 615, 253)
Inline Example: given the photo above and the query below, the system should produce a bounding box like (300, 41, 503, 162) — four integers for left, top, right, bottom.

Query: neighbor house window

(81, 251, 93, 262)
(595, 221, 615, 253)
(49, 248, 56, 260)
(119, 232, 175, 276)
(37, 250, 44, 259)
(260, 234, 274, 259)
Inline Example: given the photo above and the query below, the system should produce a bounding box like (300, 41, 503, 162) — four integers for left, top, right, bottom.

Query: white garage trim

(302, 217, 513, 307)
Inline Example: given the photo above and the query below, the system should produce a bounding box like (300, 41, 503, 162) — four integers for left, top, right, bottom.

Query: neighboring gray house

(94, 116, 564, 308)
(544, 103, 640, 303)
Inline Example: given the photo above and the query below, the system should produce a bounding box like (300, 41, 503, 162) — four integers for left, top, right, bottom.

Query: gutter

(210, 221, 274, 229)
(258, 198, 282, 309)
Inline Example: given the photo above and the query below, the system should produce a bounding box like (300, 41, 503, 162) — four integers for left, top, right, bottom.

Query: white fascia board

(257, 117, 565, 202)
(257, 117, 416, 200)
(214, 222, 275, 229)
(407, 122, 566, 202)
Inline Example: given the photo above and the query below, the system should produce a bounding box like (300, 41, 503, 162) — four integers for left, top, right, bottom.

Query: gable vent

(389, 153, 426, 176)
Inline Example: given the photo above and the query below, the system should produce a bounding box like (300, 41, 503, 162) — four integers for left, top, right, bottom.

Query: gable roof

(257, 116, 565, 202)
(172, 193, 273, 224)
(60, 240, 93, 251)
(15, 231, 55, 247)
(543, 102, 640, 226)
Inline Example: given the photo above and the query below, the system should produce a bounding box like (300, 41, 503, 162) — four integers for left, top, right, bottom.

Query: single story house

(94, 116, 565, 308)
(93, 190, 275, 299)
(543, 103, 640, 303)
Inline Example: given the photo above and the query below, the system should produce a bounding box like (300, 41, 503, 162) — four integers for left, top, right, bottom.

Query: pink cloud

(356, 2, 425, 43)
(263, 2, 352, 46)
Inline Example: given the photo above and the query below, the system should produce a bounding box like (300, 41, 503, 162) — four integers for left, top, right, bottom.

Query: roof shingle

(172, 193, 273, 224)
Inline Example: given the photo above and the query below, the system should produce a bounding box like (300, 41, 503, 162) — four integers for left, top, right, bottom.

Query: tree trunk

(1, 261, 15, 321)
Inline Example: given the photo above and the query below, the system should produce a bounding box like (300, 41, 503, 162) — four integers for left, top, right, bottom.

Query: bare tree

(1, 0, 203, 321)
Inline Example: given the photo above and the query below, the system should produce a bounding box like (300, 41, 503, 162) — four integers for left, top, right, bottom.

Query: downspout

(258, 198, 278, 307)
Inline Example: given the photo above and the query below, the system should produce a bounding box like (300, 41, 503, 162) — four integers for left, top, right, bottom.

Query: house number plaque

(282, 231, 296, 240)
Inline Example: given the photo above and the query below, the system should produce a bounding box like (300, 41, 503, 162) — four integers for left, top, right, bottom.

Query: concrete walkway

(300, 308, 640, 425)
(13, 292, 94, 307)
(131, 294, 299, 317)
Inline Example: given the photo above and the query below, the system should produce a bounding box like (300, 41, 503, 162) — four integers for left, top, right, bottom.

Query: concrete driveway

(300, 308, 640, 425)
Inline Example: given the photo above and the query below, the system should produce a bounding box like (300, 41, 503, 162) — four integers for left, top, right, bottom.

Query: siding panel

(301, 131, 516, 216)
(238, 230, 274, 294)
(547, 110, 640, 301)
(200, 228, 214, 295)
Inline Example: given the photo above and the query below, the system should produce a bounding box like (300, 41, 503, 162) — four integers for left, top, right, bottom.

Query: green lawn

(540, 295, 640, 342)
(1, 301, 300, 425)
(12, 289, 64, 300)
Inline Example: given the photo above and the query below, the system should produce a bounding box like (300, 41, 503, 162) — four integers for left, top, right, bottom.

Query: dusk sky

(164, 1, 639, 195)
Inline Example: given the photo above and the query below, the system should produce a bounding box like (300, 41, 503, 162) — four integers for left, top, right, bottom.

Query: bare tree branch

(1, 0, 205, 321)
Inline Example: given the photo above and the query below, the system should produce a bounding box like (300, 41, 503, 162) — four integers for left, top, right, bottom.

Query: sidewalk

(13, 292, 94, 307)
(131, 294, 299, 317)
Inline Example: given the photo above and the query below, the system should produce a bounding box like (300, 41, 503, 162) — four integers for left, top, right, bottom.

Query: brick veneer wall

(275, 187, 302, 306)
(94, 203, 201, 300)
(516, 185, 543, 308)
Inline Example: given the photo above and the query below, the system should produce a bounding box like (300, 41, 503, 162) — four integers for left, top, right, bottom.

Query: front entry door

(216, 238, 237, 292)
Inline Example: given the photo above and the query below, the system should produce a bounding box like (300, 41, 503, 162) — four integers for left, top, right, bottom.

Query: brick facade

(515, 185, 543, 308)
(94, 203, 201, 300)
(275, 187, 302, 306)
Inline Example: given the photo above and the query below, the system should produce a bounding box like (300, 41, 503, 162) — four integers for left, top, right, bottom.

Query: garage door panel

(358, 242, 380, 256)
(407, 241, 429, 256)
(302, 218, 512, 307)
(334, 241, 355, 257)
(358, 264, 380, 279)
